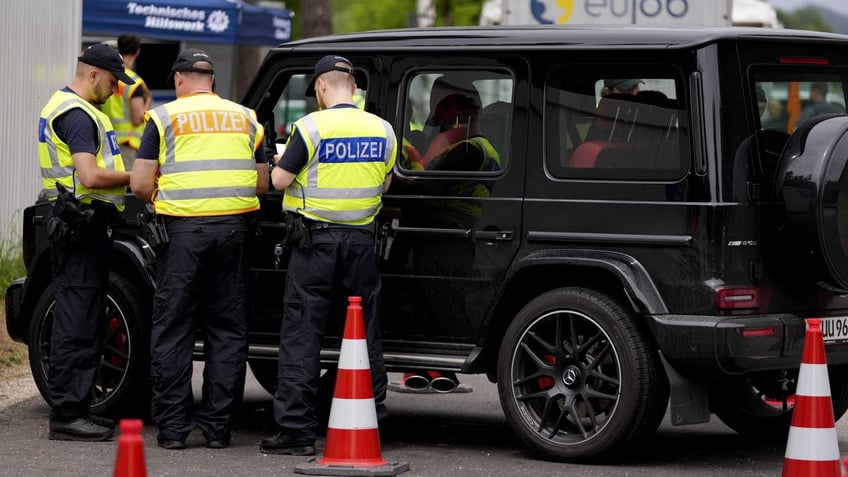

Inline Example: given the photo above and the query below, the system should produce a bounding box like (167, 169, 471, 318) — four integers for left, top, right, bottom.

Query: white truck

(479, 0, 780, 28)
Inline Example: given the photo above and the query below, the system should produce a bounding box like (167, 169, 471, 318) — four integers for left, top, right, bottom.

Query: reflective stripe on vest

(282, 107, 397, 225)
(101, 69, 145, 149)
(148, 93, 262, 217)
(37, 89, 127, 210)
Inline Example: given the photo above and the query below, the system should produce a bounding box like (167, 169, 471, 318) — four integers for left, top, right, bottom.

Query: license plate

(818, 316, 848, 344)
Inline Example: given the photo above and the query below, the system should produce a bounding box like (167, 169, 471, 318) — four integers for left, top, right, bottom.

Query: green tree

(279, 0, 486, 38)
(777, 7, 833, 32)
(334, 0, 417, 32)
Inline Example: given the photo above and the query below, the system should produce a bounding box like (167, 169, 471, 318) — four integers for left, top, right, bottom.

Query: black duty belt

(307, 221, 373, 233)
(163, 215, 247, 225)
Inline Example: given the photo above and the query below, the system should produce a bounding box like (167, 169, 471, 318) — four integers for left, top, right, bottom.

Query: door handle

(474, 230, 514, 241)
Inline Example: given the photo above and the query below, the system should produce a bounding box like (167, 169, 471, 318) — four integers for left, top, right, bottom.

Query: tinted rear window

(545, 64, 689, 181)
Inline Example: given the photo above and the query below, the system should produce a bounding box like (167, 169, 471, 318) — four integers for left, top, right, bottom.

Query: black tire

(497, 287, 669, 462)
(28, 273, 150, 418)
(709, 364, 848, 439)
(248, 359, 279, 396)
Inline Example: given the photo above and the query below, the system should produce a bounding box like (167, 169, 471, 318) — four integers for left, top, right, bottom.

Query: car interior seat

(478, 101, 513, 162)
(569, 92, 640, 168)
(570, 90, 681, 170)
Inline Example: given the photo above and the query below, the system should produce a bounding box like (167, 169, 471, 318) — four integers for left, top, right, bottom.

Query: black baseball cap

(604, 78, 644, 91)
(78, 44, 135, 85)
(305, 55, 354, 97)
(170, 48, 215, 78)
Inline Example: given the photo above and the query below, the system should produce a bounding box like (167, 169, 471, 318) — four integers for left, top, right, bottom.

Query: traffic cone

(113, 419, 147, 477)
(295, 296, 409, 476)
(781, 318, 841, 477)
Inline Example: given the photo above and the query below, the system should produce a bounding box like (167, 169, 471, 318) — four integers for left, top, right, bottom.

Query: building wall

(1, 0, 82, 242)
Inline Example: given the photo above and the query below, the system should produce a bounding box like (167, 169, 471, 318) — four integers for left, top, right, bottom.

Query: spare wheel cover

(775, 115, 848, 290)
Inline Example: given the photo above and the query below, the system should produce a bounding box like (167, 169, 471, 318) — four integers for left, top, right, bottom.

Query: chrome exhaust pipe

(401, 372, 431, 391)
(429, 372, 459, 393)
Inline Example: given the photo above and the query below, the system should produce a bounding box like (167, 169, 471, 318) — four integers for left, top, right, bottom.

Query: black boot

(49, 417, 115, 442)
(259, 432, 315, 455)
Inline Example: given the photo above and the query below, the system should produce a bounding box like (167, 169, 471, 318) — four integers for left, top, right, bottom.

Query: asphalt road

(1, 368, 847, 477)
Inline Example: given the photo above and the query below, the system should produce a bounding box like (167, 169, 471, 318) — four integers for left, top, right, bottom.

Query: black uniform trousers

(48, 217, 112, 421)
(272, 225, 387, 440)
(149, 216, 250, 441)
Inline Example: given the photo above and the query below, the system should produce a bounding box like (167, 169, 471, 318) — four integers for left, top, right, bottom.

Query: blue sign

(238, 1, 292, 46)
(83, 0, 292, 45)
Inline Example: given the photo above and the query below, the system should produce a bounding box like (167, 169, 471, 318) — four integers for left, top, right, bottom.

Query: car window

(272, 73, 367, 138)
(545, 65, 689, 181)
(398, 70, 513, 176)
(754, 79, 846, 134)
(740, 72, 848, 205)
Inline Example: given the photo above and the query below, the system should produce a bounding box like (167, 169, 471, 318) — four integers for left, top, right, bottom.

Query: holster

(47, 183, 95, 245)
(283, 213, 311, 252)
(374, 217, 399, 260)
(138, 204, 169, 253)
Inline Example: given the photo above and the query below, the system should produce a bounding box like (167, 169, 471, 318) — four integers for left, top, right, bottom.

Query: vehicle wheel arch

(111, 236, 156, 293)
(477, 250, 666, 377)
(14, 249, 53, 344)
(15, 237, 153, 346)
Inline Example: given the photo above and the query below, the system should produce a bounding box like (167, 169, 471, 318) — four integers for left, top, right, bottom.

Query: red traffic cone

(113, 419, 147, 477)
(781, 318, 841, 477)
(295, 296, 409, 476)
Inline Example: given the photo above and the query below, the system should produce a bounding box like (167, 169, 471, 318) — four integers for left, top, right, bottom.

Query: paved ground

(0, 368, 37, 412)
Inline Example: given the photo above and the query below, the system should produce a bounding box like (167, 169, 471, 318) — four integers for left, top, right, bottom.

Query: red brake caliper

(108, 318, 128, 368)
(537, 354, 557, 390)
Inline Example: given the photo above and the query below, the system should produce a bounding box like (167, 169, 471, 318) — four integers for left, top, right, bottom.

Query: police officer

(38, 43, 134, 441)
(259, 55, 398, 456)
(101, 33, 152, 169)
(131, 48, 268, 450)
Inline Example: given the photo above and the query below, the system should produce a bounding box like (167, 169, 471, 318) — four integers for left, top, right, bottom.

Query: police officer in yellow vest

(37, 43, 133, 442)
(259, 55, 397, 456)
(131, 49, 269, 450)
(101, 34, 152, 170)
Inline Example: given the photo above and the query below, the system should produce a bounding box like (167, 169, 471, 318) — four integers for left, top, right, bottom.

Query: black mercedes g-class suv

(8, 26, 848, 462)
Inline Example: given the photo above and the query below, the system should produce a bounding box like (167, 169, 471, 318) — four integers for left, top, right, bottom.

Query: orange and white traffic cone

(113, 419, 147, 477)
(295, 296, 409, 476)
(781, 318, 841, 477)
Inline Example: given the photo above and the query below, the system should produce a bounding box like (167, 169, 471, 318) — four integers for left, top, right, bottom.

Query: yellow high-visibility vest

(38, 89, 127, 210)
(282, 107, 397, 226)
(146, 93, 263, 217)
(101, 69, 146, 150)
(424, 135, 501, 228)
(353, 93, 365, 110)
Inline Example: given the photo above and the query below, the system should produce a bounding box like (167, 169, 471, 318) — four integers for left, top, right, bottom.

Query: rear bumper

(4, 277, 26, 343)
(648, 313, 848, 377)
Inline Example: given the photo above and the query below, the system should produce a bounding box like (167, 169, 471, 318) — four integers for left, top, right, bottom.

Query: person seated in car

(602, 78, 644, 96)
(794, 82, 845, 129)
(762, 98, 789, 132)
(419, 77, 500, 177)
